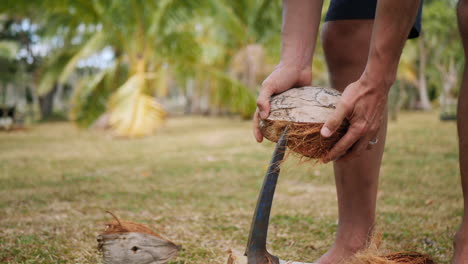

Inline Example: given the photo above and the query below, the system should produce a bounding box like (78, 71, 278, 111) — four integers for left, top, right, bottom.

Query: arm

(254, 0, 323, 142)
(321, 0, 422, 162)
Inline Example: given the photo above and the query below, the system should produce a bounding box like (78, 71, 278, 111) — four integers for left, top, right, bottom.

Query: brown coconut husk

(260, 119, 348, 162)
(259, 86, 349, 163)
(225, 233, 435, 264)
(346, 233, 435, 264)
(98, 211, 180, 264)
(225, 250, 434, 264)
(347, 248, 435, 264)
(101, 211, 166, 239)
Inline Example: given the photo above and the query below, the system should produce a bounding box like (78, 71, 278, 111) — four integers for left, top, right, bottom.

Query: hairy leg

(454, 2, 468, 263)
(317, 20, 387, 264)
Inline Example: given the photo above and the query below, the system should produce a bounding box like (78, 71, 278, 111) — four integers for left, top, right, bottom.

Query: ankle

(453, 226, 468, 264)
(337, 235, 368, 251)
(334, 229, 373, 252)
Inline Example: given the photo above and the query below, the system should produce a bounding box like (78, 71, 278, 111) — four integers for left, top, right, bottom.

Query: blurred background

(0, 1, 464, 263)
(0, 0, 462, 137)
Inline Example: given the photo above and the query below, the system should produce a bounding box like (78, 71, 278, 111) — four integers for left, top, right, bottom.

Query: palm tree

(190, 0, 282, 118)
(2, 1, 221, 137)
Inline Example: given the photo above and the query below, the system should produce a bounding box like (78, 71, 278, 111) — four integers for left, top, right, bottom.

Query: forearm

(280, 0, 323, 69)
(363, 0, 421, 89)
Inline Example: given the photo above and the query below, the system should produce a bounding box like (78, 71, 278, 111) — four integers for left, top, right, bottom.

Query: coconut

(97, 211, 180, 264)
(259, 86, 348, 162)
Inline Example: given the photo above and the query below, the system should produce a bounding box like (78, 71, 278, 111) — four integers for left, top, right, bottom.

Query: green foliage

(69, 67, 116, 127)
(395, 0, 463, 112)
(1, 0, 465, 131)
(423, 0, 463, 93)
(1, 0, 279, 134)
(0, 40, 18, 59)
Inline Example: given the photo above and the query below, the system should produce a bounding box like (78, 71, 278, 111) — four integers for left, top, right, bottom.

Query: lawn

(0, 112, 461, 264)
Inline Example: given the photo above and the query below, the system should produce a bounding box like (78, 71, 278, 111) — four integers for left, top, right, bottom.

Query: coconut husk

(261, 119, 348, 161)
(97, 211, 180, 264)
(347, 243, 434, 264)
(346, 233, 434, 264)
(226, 233, 435, 264)
(101, 211, 165, 239)
(226, 249, 434, 264)
(259, 87, 349, 162)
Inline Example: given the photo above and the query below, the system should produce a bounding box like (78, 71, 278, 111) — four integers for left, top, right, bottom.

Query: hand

(253, 63, 312, 142)
(320, 77, 389, 162)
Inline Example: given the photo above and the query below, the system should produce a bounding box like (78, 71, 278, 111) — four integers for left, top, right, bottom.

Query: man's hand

(253, 64, 311, 142)
(253, 0, 324, 142)
(320, 76, 389, 163)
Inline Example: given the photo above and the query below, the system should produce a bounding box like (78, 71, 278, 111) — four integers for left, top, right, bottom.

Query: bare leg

(454, 2, 468, 263)
(317, 20, 387, 264)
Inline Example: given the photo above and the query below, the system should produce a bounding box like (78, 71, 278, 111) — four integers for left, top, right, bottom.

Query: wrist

(363, 45, 399, 90)
(360, 63, 396, 93)
(280, 37, 314, 71)
(277, 60, 311, 73)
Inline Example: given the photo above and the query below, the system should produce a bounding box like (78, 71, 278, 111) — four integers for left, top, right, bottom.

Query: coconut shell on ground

(259, 86, 348, 161)
(97, 212, 179, 264)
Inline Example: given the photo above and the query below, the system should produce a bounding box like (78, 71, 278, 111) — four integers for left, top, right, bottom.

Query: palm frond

(37, 51, 74, 96)
(108, 74, 166, 138)
(0, 40, 19, 59)
(205, 67, 257, 118)
(58, 30, 105, 84)
(68, 62, 125, 126)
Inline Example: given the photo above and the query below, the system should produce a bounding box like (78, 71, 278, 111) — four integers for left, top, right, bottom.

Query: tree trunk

(38, 84, 57, 119)
(438, 58, 458, 118)
(417, 36, 432, 111)
(53, 83, 65, 113)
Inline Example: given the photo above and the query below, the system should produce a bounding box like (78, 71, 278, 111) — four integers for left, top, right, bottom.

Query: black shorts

(325, 0, 423, 39)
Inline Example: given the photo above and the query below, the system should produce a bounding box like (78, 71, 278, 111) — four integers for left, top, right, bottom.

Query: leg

(454, 2, 468, 263)
(317, 20, 387, 264)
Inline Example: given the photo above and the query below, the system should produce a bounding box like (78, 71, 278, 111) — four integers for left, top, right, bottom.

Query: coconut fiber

(259, 86, 350, 162)
(101, 211, 165, 239)
(226, 233, 435, 264)
(260, 119, 348, 162)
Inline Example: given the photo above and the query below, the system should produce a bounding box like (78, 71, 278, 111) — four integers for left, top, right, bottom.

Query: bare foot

(453, 227, 468, 264)
(315, 230, 370, 264)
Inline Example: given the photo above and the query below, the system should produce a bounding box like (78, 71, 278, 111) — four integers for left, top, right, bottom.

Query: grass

(0, 112, 461, 264)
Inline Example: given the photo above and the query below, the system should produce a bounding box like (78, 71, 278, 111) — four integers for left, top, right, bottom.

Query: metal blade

(245, 126, 289, 263)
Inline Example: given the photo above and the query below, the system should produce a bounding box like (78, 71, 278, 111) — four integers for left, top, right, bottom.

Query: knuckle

(370, 124, 380, 133)
(252, 118, 258, 126)
(262, 78, 280, 93)
(256, 98, 267, 109)
(339, 100, 353, 114)
(261, 78, 275, 90)
(256, 99, 264, 107)
(333, 146, 345, 155)
(354, 122, 368, 136)
(327, 118, 339, 129)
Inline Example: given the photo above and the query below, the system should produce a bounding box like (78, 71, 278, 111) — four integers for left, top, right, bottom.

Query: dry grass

(0, 112, 461, 263)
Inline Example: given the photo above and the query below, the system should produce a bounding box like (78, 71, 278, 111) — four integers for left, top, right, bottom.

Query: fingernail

(321, 127, 332, 137)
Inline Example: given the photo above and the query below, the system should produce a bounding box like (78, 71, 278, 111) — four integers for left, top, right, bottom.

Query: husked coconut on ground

(97, 212, 179, 264)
